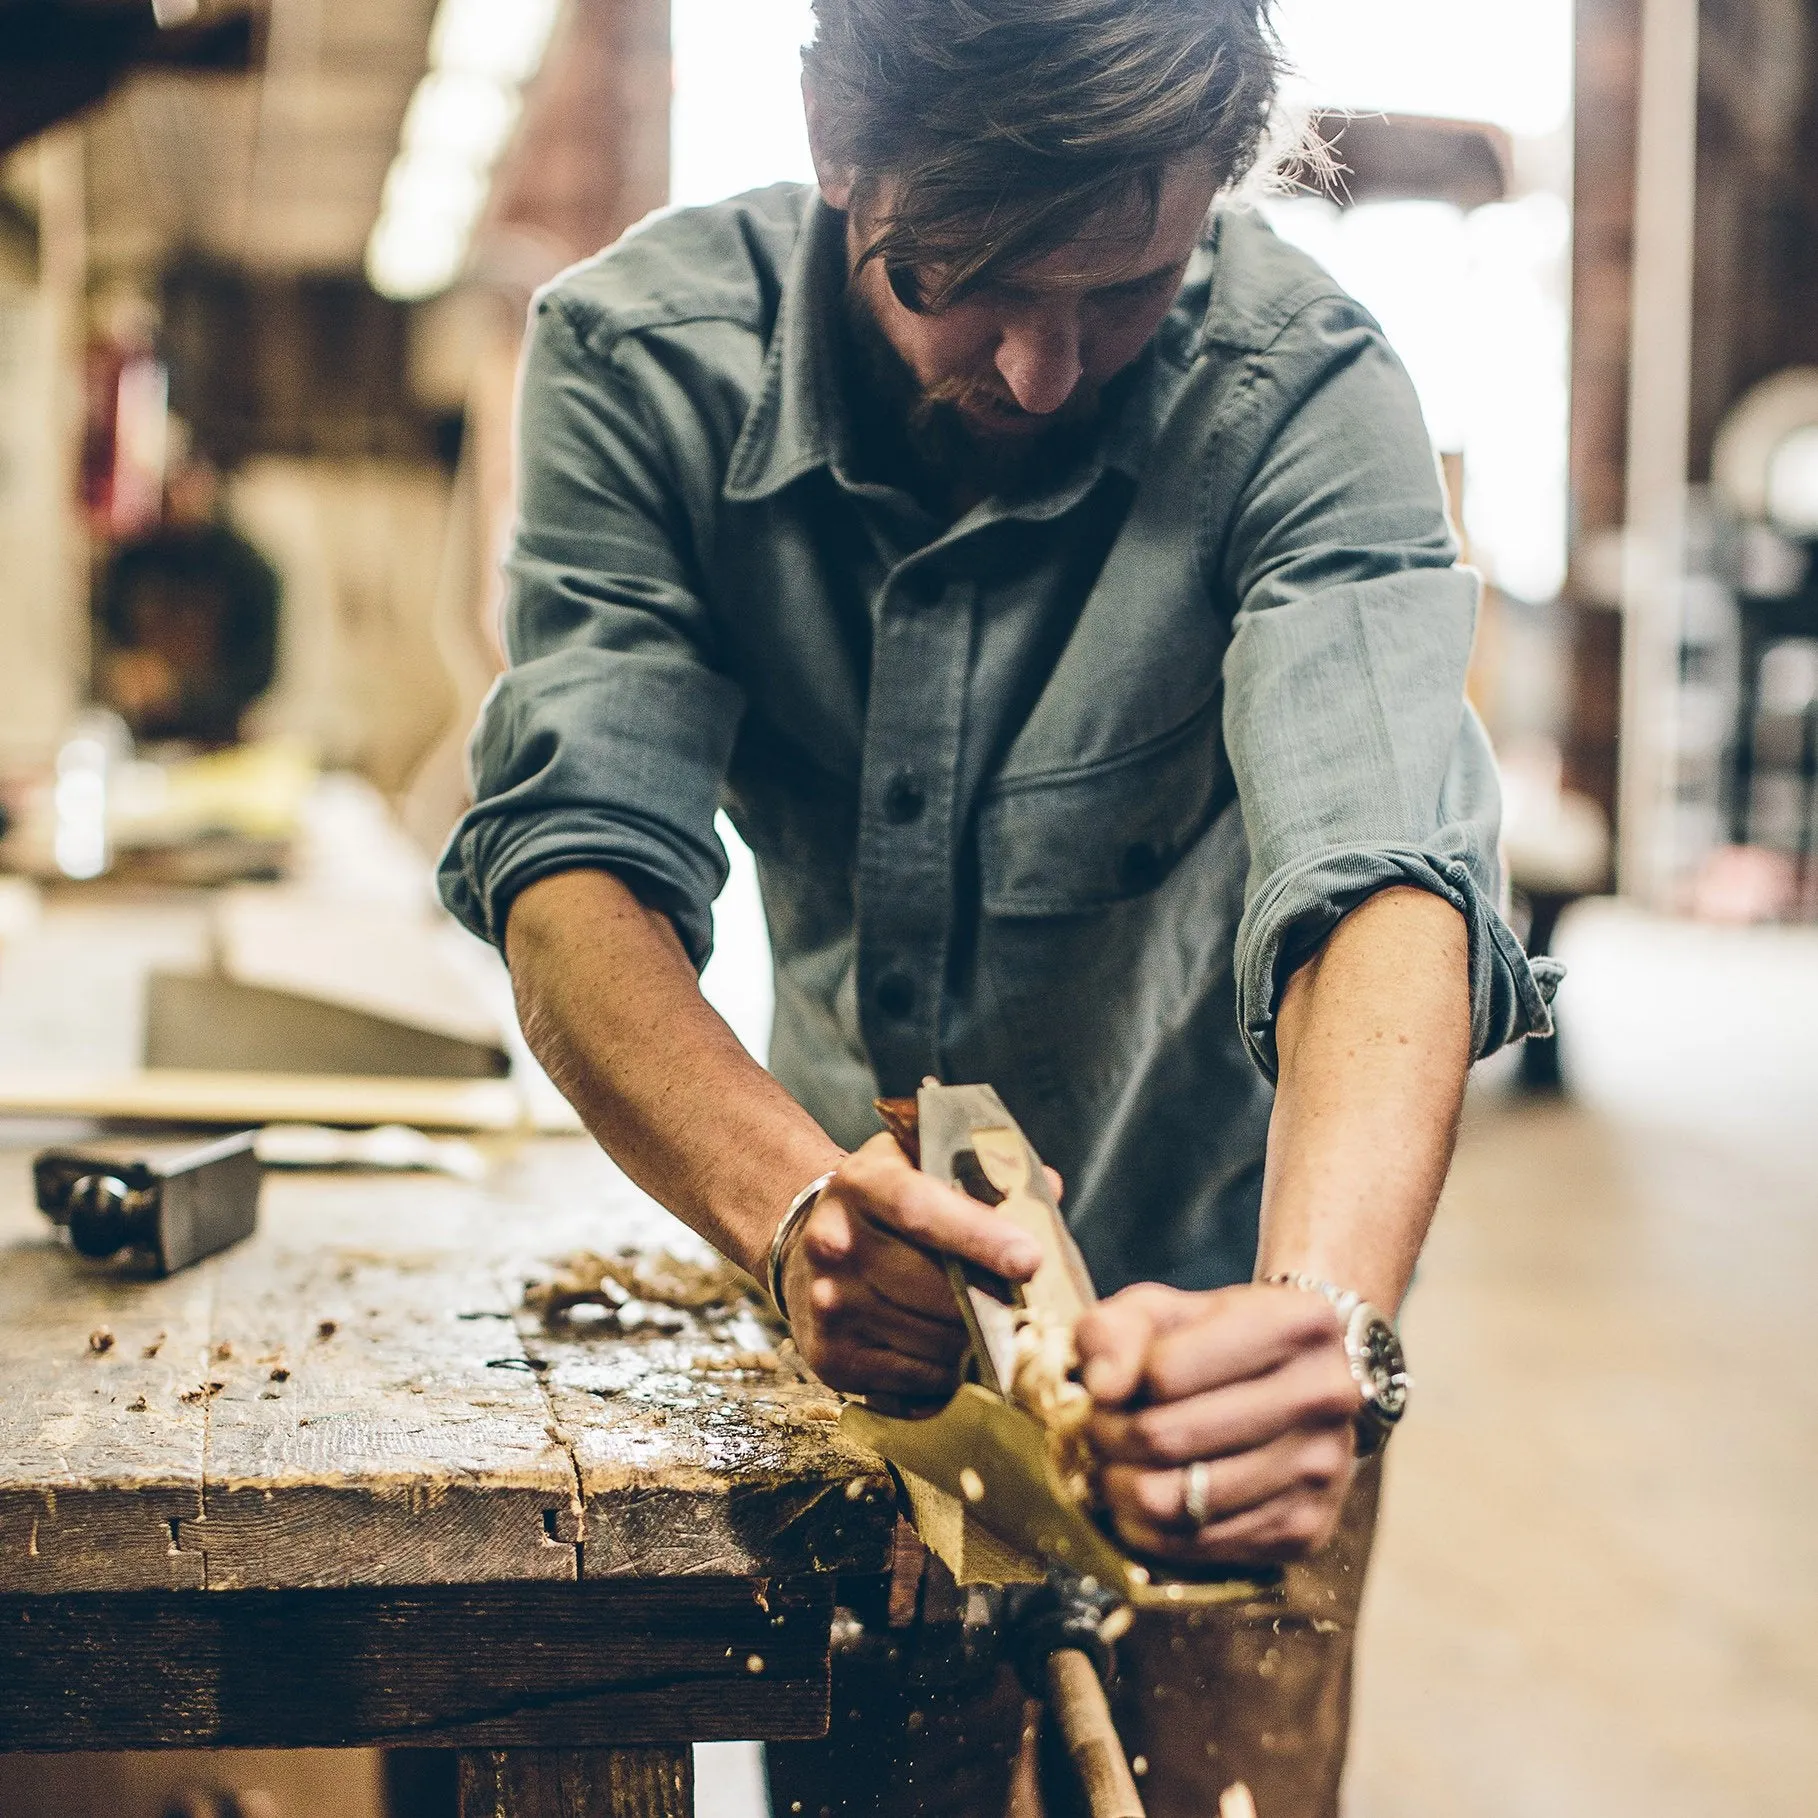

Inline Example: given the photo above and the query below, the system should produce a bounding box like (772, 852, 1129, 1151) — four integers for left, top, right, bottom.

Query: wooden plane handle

(1047, 1647, 1145, 1818)
(874, 1095, 921, 1165)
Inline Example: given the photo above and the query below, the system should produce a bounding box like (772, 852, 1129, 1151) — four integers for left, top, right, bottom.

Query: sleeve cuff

(436, 648, 745, 968)
(1234, 840, 1564, 1081)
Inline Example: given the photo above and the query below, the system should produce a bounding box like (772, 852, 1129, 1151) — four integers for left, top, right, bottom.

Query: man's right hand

(779, 1131, 1043, 1402)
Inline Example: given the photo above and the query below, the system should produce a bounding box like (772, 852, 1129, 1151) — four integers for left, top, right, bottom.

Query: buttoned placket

(853, 557, 975, 1092)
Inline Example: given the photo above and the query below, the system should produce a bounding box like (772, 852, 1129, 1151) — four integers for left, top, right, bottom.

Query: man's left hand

(1077, 1282, 1361, 1566)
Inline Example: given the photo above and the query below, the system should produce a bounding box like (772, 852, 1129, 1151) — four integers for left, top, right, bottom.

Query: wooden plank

(492, 1146, 896, 1580)
(2, 1136, 893, 1593)
(0, 1150, 211, 1591)
(0, 1068, 580, 1133)
(195, 1169, 582, 1590)
(458, 1747, 692, 1818)
(0, 1578, 831, 1751)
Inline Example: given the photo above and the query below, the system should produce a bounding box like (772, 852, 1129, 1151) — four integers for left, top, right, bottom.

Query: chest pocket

(977, 688, 1233, 917)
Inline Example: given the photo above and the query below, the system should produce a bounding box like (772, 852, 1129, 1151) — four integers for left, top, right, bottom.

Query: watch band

(1263, 1272, 1362, 1322)
(766, 1168, 838, 1327)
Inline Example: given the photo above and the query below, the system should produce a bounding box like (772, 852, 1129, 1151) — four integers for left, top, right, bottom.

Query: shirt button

(875, 970, 917, 1019)
(1119, 841, 1165, 892)
(883, 771, 926, 824)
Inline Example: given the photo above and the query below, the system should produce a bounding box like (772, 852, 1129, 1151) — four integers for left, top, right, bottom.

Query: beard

(840, 288, 1106, 505)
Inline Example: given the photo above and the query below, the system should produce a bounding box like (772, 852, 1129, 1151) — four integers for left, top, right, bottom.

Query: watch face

(1348, 1306, 1410, 1421)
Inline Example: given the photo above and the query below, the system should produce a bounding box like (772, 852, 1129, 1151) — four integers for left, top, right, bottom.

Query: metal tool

(844, 1080, 1270, 1611)
(1005, 1573, 1145, 1818)
(34, 1130, 261, 1274)
(845, 1083, 1278, 1818)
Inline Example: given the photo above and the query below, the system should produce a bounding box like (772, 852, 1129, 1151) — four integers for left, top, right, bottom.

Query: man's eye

(885, 262, 928, 314)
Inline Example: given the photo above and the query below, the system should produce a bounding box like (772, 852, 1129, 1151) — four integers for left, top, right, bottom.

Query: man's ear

(802, 75, 854, 210)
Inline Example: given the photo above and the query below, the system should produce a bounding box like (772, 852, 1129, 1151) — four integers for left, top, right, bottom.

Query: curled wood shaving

(1007, 1309, 1097, 1505)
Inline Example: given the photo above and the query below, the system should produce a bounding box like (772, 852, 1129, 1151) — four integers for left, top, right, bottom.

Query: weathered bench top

(0, 1132, 893, 1598)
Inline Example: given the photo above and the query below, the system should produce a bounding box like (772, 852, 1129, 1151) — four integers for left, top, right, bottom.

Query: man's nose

(994, 311, 1083, 416)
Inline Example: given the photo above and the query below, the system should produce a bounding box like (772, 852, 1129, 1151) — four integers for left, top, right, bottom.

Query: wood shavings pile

(522, 1250, 760, 1325)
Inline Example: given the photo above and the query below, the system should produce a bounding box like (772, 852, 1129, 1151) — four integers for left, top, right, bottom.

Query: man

(94, 453, 280, 746)
(440, 1, 1559, 1810)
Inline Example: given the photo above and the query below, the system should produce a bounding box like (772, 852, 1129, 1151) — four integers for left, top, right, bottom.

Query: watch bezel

(1343, 1300, 1410, 1426)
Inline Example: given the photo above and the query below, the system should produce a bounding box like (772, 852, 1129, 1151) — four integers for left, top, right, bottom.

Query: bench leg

(457, 1748, 692, 1818)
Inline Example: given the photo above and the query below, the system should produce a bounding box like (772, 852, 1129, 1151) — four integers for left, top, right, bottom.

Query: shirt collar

(723, 196, 847, 504)
(723, 191, 1187, 510)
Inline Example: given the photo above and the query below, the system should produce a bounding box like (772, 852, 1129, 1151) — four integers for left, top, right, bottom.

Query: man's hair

(804, 0, 1287, 310)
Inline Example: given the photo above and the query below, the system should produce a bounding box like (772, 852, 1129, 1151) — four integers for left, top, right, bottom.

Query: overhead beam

(0, 1, 260, 155)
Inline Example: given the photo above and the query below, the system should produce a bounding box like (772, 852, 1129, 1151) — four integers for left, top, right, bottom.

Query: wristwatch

(1265, 1273, 1410, 1455)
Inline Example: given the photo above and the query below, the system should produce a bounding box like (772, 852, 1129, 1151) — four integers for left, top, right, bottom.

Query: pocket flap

(978, 696, 1231, 916)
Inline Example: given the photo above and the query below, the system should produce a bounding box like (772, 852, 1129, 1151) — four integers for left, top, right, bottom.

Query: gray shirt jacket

(440, 185, 1560, 1296)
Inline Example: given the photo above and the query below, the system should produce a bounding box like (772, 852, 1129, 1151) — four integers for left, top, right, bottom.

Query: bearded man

(440, 2, 1558, 1811)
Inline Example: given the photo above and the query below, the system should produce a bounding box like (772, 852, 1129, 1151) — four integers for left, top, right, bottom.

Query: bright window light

(382, 155, 486, 233)
(366, 210, 467, 301)
(431, 0, 562, 86)
(670, 0, 816, 208)
(1270, 0, 1574, 602)
(1275, 0, 1575, 137)
(402, 70, 521, 172)
(367, 0, 560, 298)
(1767, 428, 1818, 536)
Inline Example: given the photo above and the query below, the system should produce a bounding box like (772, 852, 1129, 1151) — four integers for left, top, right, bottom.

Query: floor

(1344, 900, 1818, 1817)
(4, 899, 1813, 1816)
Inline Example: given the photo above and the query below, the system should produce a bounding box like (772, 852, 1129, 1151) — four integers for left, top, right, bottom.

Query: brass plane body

(838, 1081, 1271, 1611)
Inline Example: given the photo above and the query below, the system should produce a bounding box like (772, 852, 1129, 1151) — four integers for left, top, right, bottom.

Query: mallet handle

(1046, 1646, 1145, 1818)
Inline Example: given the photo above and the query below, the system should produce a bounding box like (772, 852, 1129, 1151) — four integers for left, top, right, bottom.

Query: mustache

(917, 373, 1100, 433)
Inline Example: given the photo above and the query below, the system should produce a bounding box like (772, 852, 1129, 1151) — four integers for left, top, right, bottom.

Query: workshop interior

(1, 1, 1815, 1816)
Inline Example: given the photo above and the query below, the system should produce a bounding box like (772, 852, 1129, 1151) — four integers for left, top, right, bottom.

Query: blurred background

(0, 0, 1814, 1815)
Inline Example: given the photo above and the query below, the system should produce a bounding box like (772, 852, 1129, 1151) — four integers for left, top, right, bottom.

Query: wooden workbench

(0, 1130, 895, 1815)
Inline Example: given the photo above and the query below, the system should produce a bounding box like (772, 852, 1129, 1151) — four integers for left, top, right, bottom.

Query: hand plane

(35, 1131, 261, 1275)
(841, 1080, 1270, 1612)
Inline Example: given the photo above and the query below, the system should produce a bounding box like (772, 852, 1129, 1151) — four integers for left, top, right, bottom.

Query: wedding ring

(1182, 1459, 1215, 1528)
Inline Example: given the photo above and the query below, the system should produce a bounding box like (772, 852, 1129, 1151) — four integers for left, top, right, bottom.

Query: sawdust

(522, 1250, 760, 1324)
(687, 1347, 781, 1375)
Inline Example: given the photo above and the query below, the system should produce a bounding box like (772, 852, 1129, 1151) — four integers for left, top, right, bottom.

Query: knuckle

(800, 1220, 847, 1267)
(1296, 1294, 1336, 1333)
(1278, 1501, 1331, 1556)
(1316, 1374, 1362, 1422)
(891, 1197, 937, 1241)
(834, 1150, 882, 1197)
(1135, 1470, 1180, 1522)
(1297, 1447, 1342, 1493)
(1129, 1407, 1188, 1463)
(1074, 1307, 1113, 1348)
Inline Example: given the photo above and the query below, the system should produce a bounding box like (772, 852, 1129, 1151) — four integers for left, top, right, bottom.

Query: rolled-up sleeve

(437, 295, 744, 967)
(1209, 294, 1561, 1077)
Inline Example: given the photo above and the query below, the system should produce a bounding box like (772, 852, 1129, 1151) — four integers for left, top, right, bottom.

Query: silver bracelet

(766, 1168, 838, 1327)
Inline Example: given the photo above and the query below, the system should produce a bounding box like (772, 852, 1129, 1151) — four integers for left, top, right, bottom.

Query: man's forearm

(503, 868, 843, 1280)
(1256, 886, 1472, 1313)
